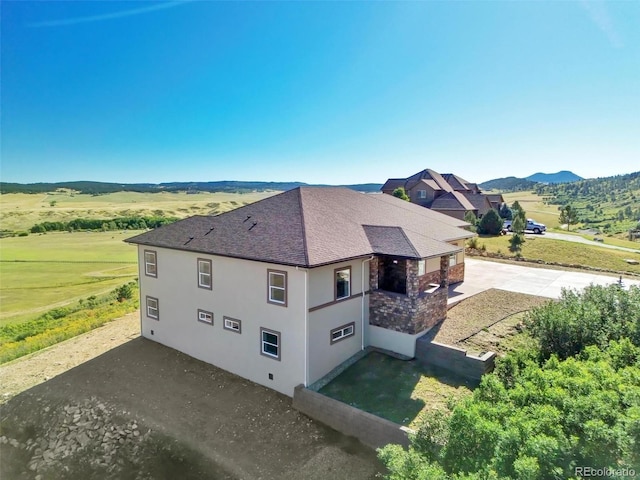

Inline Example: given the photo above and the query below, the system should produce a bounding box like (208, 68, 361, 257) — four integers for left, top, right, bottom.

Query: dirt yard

(0, 313, 382, 479)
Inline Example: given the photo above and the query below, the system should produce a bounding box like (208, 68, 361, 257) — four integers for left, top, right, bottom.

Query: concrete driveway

(449, 258, 640, 304)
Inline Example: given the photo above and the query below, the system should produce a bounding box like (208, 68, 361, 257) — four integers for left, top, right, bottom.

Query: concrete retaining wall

(292, 385, 411, 450)
(415, 339, 496, 381)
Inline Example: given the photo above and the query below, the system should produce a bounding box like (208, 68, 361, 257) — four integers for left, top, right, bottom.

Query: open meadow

(0, 191, 277, 325)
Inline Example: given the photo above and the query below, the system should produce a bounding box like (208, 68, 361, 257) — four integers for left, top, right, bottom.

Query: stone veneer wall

(419, 270, 441, 292)
(449, 262, 465, 284)
(369, 257, 449, 335)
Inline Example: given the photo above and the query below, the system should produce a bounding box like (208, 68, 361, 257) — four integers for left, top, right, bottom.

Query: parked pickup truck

(503, 219, 546, 234)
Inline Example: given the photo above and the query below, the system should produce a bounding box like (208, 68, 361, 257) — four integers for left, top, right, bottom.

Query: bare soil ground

(432, 288, 551, 355)
(0, 312, 381, 479)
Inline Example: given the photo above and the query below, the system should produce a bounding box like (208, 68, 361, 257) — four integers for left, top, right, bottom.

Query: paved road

(448, 258, 640, 304)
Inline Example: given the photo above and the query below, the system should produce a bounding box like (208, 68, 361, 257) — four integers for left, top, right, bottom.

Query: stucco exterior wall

(368, 325, 424, 358)
(137, 246, 306, 397)
(307, 259, 370, 385)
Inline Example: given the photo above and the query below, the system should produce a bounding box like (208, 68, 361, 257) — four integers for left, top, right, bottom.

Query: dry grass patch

(431, 289, 550, 354)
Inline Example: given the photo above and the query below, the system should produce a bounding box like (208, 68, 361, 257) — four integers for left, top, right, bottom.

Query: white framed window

(417, 260, 426, 276)
(268, 270, 287, 306)
(260, 328, 280, 360)
(146, 296, 159, 320)
(197, 309, 213, 325)
(335, 267, 351, 300)
(223, 316, 241, 334)
(330, 322, 355, 344)
(144, 250, 157, 277)
(418, 190, 427, 199)
(449, 254, 457, 267)
(198, 258, 212, 290)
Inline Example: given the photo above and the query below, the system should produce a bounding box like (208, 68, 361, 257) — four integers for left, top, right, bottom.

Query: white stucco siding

(368, 325, 425, 358)
(306, 259, 370, 384)
(137, 246, 306, 397)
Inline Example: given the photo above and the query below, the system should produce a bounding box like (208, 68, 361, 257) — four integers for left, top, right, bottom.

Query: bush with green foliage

(378, 284, 640, 479)
(463, 211, 478, 231)
(499, 203, 513, 220)
(477, 209, 503, 235)
(392, 187, 410, 201)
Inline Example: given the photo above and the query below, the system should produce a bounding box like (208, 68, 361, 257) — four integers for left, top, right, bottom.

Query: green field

(472, 235, 640, 275)
(0, 190, 276, 232)
(0, 231, 138, 325)
(0, 190, 277, 327)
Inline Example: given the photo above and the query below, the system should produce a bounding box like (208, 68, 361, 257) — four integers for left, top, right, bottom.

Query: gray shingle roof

(126, 187, 473, 267)
(430, 191, 476, 211)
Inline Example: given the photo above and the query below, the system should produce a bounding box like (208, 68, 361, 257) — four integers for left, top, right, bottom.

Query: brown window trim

(260, 327, 281, 361)
(223, 316, 242, 334)
(267, 269, 287, 307)
(308, 290, 370, 313)
(144, 250, 157, 278)
(334, 266, 352, 301)
(146, 296, 159, 320)
(197, 258, 213, 290)
(330, 322, 355, 345)
(197, 309, 213, 326)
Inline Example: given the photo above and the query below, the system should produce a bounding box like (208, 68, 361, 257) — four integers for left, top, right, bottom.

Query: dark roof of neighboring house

(441, 173, 470, 191)
(430, 191, 476, 212)
(461, 192, 492, 210)
(126, 187, 473, 268)
(381, 178, 405, 192)
(486, 193, 505, 204)
(405, 169, 453, 193)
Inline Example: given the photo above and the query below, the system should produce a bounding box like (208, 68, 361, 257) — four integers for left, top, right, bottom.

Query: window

(260, 328, 280, 360)
(330, 322, 355, 344)
(223, 316, 241, 333)
(197, 309, 213, 325)
(268, 270, 287, 306)
(146, 296, 159, 320)
(449, 254, 457, 267)
(144, 250, 157, 277)
(417, 260, 426, 276)
(418, 190, 427, 199)
(198, 258, 212, 289)
(335, 267, 351, 300)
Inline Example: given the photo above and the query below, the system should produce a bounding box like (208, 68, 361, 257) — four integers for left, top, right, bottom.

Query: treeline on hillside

(379, 283, 640, 479)
(478, 176, 538, 192)
(0, 180, 383, 195)
(535, 171, 640, 234)
(30, 216, 177, 233)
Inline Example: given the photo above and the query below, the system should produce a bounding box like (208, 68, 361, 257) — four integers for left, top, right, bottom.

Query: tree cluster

(379, 284, 640, 479)
(30, 216, 177, 233)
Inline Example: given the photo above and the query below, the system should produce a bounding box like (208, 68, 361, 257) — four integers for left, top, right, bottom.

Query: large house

(382, 169, 504, 220)
(125, 187, 474, 396)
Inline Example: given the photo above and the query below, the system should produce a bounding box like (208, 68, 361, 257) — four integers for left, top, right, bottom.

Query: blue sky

(1, 1, 638, 185)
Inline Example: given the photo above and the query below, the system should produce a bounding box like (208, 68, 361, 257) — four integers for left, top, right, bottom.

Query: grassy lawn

(0, 231, 138, 325)
(471, 235, 640, 275)
(319, 351, 472, 429)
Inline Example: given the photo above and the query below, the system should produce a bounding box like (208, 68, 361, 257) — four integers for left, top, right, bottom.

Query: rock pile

(1, 396, 149, 479)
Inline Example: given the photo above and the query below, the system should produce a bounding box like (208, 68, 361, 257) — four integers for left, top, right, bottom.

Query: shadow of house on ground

(1, 338, 382, 480)
(319, 351, 473, 428)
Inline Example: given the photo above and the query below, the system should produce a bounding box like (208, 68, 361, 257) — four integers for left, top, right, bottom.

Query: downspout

(361, 256, 374, 351)
(297, 266, 309, 387)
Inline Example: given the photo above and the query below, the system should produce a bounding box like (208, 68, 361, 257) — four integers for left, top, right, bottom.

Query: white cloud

(28, 1, 191, 28)
(579, 0, 623, 48)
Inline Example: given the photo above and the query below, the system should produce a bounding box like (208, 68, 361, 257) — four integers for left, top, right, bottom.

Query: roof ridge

(396, 226, 421, 258)
(297, 188, 310, 267)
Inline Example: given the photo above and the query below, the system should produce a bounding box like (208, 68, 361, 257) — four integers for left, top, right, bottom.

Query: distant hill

(0, 180, 383, 195)
(479, 170, 583, 192)
(526, 171, 583, 184)
(478, 177, 538, 192)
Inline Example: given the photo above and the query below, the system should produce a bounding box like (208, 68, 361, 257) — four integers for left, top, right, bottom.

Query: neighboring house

(125, 187, 474, 397)
(382, 168, 503, 220)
